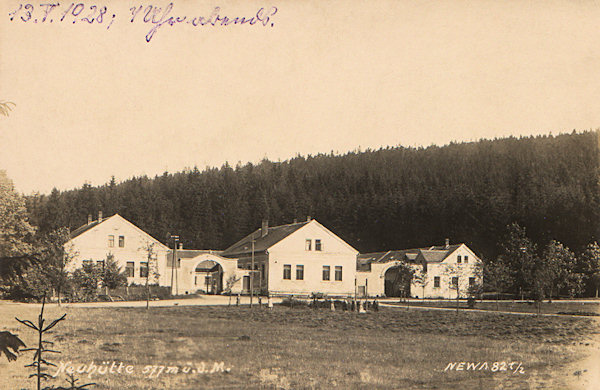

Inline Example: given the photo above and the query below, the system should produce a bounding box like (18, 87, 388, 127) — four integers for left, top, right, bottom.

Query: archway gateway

(194, 260, 224, 294)
(384, 266, 413, 297)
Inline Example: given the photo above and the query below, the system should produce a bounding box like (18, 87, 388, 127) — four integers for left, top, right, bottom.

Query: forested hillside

(25, 131, 599, 260)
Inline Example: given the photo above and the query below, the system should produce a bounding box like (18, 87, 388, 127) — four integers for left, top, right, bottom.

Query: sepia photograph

(1, 0, 600, 389)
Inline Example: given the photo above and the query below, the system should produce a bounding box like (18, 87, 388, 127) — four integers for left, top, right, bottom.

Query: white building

(221, 218, 359, 297)
(66, 213, 481, 299)
(356, 241, 483, 298)
(66, 213, 170, 287)
(66, 213, 250, 295)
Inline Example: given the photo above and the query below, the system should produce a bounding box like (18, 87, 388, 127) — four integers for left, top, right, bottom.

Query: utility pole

(354, 277, 357, 311)
(250, 237, 255, 308)
(175, 253, 179, 296)
(170, 235, 179, 296)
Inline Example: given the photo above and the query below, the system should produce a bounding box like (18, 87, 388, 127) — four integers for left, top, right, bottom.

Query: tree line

(2, 130, 600, 297)
(484, 222, 600, 299)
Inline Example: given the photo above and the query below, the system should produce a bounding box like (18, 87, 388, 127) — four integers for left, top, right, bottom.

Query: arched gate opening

(384, 266, 413, 297)
(194, 260, 224, 294)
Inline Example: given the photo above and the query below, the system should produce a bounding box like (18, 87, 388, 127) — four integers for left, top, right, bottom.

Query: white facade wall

(171, 253, 249, 295)
(66, 215, 170, 287)
(267, 221, 358, 296)
(356, 270, 379, 297)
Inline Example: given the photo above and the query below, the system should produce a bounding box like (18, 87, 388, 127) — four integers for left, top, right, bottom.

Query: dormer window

(305, 239, 312, 251)
(315, 239, 322, 251)
(457, 255, 462, 263)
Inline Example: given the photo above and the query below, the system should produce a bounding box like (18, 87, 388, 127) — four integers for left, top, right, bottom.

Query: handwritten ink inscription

(7, 3, 278, 42)
(8, 3, 117, 29)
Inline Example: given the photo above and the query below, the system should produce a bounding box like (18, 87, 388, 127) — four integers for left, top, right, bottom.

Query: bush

(280, 297, 308, 308)
(281, 297, 359, 311)
(108, 284, 171, 301)
(467, 297, 476, 309)
(71, 264, 101, 302)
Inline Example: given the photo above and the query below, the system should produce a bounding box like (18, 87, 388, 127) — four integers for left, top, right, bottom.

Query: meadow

(1, 302, 599, 389)
(388, 300, 600, 316)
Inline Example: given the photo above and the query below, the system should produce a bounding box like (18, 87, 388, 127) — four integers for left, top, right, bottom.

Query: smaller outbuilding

(356, 240, 483, 299)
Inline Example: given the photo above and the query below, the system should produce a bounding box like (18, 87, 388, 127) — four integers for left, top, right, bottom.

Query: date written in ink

(8, 3, 117, 29)
(7, 3, 278, 42)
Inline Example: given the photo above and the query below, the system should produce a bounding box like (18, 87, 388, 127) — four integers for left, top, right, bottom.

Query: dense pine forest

(25, 131, 599, 261)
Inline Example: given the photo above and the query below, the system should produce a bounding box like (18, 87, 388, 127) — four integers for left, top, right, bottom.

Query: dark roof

(425, 244, 463, 252)
(221, 221, 311, 257)
(70, 217, 109, 239)
(356, 257, 374, 272)
(357, 244, 464, 270)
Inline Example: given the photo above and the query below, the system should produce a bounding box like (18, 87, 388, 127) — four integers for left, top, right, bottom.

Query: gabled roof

(69, 214, 168, 250)
(70, 216, 111, 239)
(358, 244, 465, 270)
(358, 248, 421, 264)
(221, 221, 311, 257)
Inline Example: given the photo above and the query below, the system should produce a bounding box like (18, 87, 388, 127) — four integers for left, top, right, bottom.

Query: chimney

(261, 220, 269, 237)
(306, 215, 311, 222)
(87, 214, 92, 225)
(178, 243, 183, 250)
(445, 238, 450, 248)
(98, 211, 103, 223)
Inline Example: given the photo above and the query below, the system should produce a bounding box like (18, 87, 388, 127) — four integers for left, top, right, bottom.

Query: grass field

(389, 300, 600, 316)
(1, 302, 599, 389)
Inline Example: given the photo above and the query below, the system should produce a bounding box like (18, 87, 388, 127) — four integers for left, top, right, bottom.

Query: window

(108, 235, 114, 247)
(195, 276, 199, 285)
(322, 265, 330, 281)
(261, 264, 266, 281)
(434, 276, 440, 288)
(118, 236, 125, 248)
(140, 262, 148, 278)
(335, 266, 342, 281)
(305, 239, 312, 251)
(296, 265, 304, 280)
(126, 261, 135, 278)
(283, 264, 291, 280)
(96, 260, 105, 270)
(315, 239, 322, 251)
(457, 255, 462, 263)
(464, 256, 469, 264)
(451, 277, 459, 287)
(469, 277, 476, 287)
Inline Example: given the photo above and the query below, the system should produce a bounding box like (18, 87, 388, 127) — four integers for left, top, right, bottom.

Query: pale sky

(1, 0, 599, 194)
